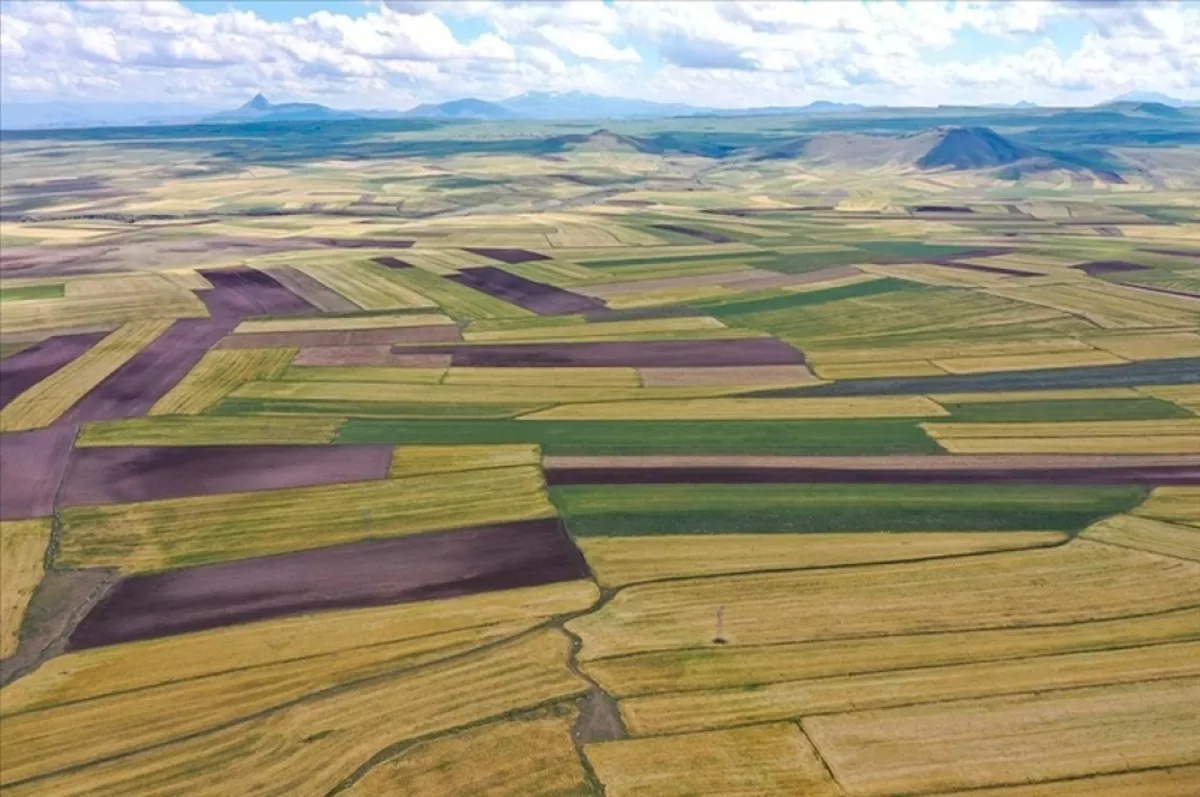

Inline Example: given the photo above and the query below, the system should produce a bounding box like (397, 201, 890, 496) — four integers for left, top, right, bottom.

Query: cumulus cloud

(0, 0, 1197, 109)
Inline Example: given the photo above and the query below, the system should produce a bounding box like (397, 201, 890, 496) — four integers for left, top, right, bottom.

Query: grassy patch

(692, 277, 920, 317)
(336, 419, 941, 455)
(214, 397, 536, 419)
(550, 484, 1147, 536)
(940, 397, 1195, 423)
(0, 283, 64, 302)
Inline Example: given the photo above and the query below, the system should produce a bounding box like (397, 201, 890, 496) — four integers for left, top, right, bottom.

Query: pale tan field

(930, 766, 1200, 797)
(567, 542, 1200, 660)
(986, 281, 1200, 329)
(637, 365, 821, 388)
(1082, 514, 1200, 561)
(148, 347, 296, 415)
(0, 289, 208, 335)
(0, 519, 52, 659)
(931, 348, 1126, 374)
(56, 465, 555, 571)
(1088, 331, 1200, 360)
(577, 531, 1067, 587)
(233, 313, 454, 334)
(585, 722, 842, 797)
(924, 418, 1200, 454)
(288, 260, 437, 310)
(1134, 486, 1200, 526)
(345, 710, 588, 797)
(803, 677, 1200, 796)
(443, 366, 642, 387)
(0, 319, 174, 431)
(229, 379, 731, 405)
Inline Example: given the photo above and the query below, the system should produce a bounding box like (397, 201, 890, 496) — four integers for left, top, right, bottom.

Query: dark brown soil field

(1073, 261, 1151, 276)
(449, 267, 609, 315)
(197, 267, 317, 320)
(650, 224, 734, 243)
(463, 247, 550, 264)
(0, 425, 78, 520)
(291, 347, 452, 367)
(0, 331, 107, 410)
(219, 325, 460, 350)
(266, 267, 359, 313)
(57, 319, 233, 425)
(928, 261, 1039, 277)
(59, 444, 394, 506)
(912, 205, 973, 213)
(393, 338, 806, 367)
(67, 518, 590, 648)
(543, 463, 1200, 486)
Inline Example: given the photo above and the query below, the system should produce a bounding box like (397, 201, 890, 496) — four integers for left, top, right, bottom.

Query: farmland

(1, 100, 1199, 797)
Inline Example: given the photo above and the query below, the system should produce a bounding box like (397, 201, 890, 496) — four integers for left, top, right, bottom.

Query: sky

(1, 0, 1198, 110)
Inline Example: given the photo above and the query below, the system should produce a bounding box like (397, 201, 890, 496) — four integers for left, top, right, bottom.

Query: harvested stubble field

(2, 109, 1199, 797)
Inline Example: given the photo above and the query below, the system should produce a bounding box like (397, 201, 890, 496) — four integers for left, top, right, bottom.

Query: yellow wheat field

(986, 281, 1200, 329)
(1088, 331, 1200, 360)
(566, 542, 1200, 661)
(806, 336, 1093, 365)
(1082, 514, 1200, 561)
(149, 347, 296, 415)
(345, 710, 588, 797)
(585, 722, 842, 797)
(0, 290, 208, 335)
(2, 631, 587, 797)
(582, 606, 1200, 699)
(811, 359, 946, 379)
(1138, 384, 1200, 414)
(289, 261, 437, 310)
(0, 319, 175, 431)
(578, 531, 1067, 587)
(283, 365, 448, 384)
(0, 622, 532, 786)
(925, 419, 1200, 454)
(461, 316, 747, 343)
(637, 365, 821, 389)
(1134, 486, 1200, 527)
(56, 464, 556, 571)
(931, 765, 1200, 797)
(443, 366, 643, 388)
(526, 395, 949, 421)
(620, 640, 1200, 736)
(0, 518, 52, 659)
(233, 313, 455, 334)
(388, 444, 541, 478)
(1, 580, 599, 715)
(930, 388, 1142, 403)
(923, 418, 1200, 437)
(804, 676, 1200, 796)
(931, 348, 1126, 374)
(76, 415, 344, 446)
(230, 379, 730, 405)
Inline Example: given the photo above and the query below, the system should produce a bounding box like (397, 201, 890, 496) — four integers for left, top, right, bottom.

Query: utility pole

(713, 606, 727, 645)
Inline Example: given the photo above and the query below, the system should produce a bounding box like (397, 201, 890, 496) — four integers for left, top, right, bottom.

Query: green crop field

(2, 54, 1199, 797)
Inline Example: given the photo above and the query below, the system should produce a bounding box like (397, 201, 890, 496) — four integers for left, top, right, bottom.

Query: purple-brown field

(266, 266, 360, 313)
(927, 261, 1039, 277)
(218, 325, 460, 349)
(290, 347, 452, 367)
(1074, 261, 1152, 276)
(462, 247, 551, 264)
(58, 444, 395, 506)
(449, 266, 610, 315)
(0, 331, 106, 410)
(67, 518, 589, 648)
(300, 237, 414, 249)
(57, 319, 232, 425)
(197, 267, 317, 320)
(0, 424, 78, 520)
(370, 256, 414, 270)
(392, 337, 806, 367)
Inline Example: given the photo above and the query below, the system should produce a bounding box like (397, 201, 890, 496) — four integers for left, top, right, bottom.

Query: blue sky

(3, 1, 1197, 110)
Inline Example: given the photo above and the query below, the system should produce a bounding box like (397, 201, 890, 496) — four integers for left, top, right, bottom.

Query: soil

(67, 518, 590, 648)
(371, 256, 414, 270)
(573, 686, 626, 744)
(393, 338, 807, 368)
(462, 247, 550, 265)
(1073, 261, 1152, 276)
(267, 267, 360, 313)
(0, 425, 78, 520)
(197, 266, 317, 320)
(928, 261, 1039, 277)
(57, 319, 234, 425)
(448, 267, 609, 315)
(59, 443, 394, 506)
(0, 331, 107, 410)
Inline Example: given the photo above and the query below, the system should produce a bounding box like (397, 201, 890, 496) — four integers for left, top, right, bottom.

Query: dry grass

(233, 313, 455, 334)
(290, 261, 437, 310)
(231, 379, 729, 405)
(149, 347, 296, 415)
(930, 388, 1142, 403)
(2, 630, 587, 796)
(931, 766, 1200, 797)
(345, 710, 588, 797)
(0, 518, 52, 659)
(1088, 331, 1200, 361)
(578, 531, 1067, 588)
(1135, 486, 1200, 527)
(443, 367, 642, 388)
(284, 365, 448, 384)
(585, 722, 843, 797)
(931, 348, 1126, 374)
(527, 395, 948, 421)
(461, 316, 749, 343)
(1082, 514, 1200, 561)
(567, 542, 1200, 660)
(803, 676, 1200, 796)
(638, 365, 821, 389)
(1, 580, 599, 715)
(388, 444, 541, 478)
(582, 606, 1200, 699)
(76, 415, 344, 446)
(807, 337, 1093, 365)
(0, 319, 175, 432)
(1138, 384, 1200, 415)
(0, 290, 208, 335)
(56, 464, 555, 571)
(620, 640, 1200, 735)
(987, 282, 1200, 329)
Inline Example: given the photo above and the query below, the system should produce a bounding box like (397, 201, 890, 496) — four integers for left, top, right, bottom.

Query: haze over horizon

(1, 0, 1199, 115)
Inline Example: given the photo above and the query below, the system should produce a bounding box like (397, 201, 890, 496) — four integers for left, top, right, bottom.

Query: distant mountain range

(2, 89, 1197, 130)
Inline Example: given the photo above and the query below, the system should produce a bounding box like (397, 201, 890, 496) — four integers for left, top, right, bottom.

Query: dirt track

(68, 518, 590, 648)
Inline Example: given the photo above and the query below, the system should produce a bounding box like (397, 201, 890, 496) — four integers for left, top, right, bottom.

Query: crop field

(1, 106, 1199, 796)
